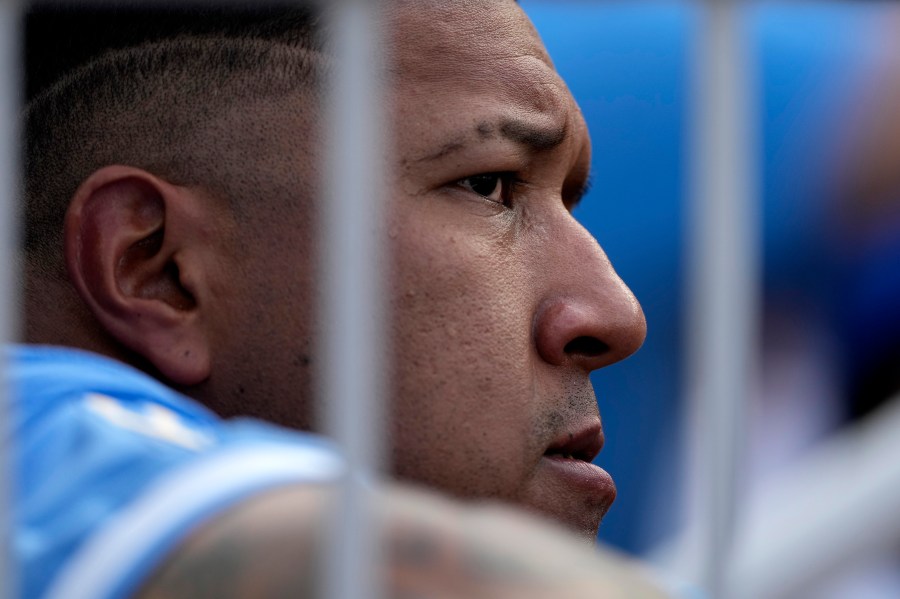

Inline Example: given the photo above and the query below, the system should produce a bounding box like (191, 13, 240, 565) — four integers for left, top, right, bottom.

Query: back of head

(24, 3, 327, 344)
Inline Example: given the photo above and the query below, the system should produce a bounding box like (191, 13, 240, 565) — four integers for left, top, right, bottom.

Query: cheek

(384, 212, 539, 498)
(388, 211, 527, 387)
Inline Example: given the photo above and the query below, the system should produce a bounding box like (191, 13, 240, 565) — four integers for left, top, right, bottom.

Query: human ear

(64, 165, 211, 385)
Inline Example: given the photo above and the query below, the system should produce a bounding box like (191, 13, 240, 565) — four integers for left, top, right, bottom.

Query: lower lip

(541, 455, 617, 515)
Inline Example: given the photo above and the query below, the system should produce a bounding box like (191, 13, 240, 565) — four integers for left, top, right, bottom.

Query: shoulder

(7, 344, 342, 599)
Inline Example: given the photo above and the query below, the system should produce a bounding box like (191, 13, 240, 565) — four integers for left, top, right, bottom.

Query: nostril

(563, 336, 609, 358)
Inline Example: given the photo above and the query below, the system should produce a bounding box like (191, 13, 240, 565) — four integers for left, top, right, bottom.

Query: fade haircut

(24, 5, 328, 278)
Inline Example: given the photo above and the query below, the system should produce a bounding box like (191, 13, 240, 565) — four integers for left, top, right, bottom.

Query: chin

(561, 513, 603, 544)
(515, 499, 603, 544)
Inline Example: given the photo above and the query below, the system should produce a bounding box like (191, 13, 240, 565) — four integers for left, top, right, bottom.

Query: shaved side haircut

(24, 6, 328, 278)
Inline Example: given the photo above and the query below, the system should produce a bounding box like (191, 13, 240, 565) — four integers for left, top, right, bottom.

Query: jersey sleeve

(8, 346, 343, 599)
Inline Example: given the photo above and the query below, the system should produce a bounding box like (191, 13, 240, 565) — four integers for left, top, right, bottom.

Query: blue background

(522, 1, 887, 555)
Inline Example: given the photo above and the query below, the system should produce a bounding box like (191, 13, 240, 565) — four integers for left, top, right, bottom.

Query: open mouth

(543, 423, 604, 463)
(536, 420, 617, 532)
(544, 449, 590, 461)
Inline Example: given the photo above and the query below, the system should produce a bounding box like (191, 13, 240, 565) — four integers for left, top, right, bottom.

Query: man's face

(379, 1, 646, 539)
(214, 0, 645, 540)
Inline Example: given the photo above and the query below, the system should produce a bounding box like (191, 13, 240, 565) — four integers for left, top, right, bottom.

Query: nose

(533, 226, 647, 373)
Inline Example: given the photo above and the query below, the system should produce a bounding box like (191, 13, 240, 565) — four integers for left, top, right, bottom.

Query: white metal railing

(0, 2, 22, 598)
(322, 2, 385, 599)
(684, 1, 758, 596)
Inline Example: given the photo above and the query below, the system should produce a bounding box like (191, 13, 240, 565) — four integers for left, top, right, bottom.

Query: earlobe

(65, 165, 212, 386)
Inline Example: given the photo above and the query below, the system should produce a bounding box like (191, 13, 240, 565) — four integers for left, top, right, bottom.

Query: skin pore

(195, 0, 645, 538)
(380, 0, 645, 536)
(190, 0, 645, 538)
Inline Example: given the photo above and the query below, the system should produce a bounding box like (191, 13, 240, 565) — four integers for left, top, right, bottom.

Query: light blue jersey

(7, 345, 343, 599)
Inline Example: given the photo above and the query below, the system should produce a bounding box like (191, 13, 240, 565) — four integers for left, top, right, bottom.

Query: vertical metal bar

(685, 1, 758, 597)
(0, 2, 21, 598)
(322, 1, 385, 599)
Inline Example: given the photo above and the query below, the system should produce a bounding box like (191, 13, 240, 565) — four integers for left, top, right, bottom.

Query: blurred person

(808, 14, 900, 596)
(830, 11, 900, 420)
(12, 1, 662, 598)
(737, 8, 900, 596)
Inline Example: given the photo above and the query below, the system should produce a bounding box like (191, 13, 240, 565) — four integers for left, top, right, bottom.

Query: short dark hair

(24, 4, 327, 274)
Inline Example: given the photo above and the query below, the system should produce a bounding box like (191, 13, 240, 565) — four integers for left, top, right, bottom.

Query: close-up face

(202, 0, 645, 541)
(380, 0, 646, 539)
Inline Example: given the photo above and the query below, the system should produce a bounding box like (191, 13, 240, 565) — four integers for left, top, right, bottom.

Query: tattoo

(391, 527, 445, 569)
(136, 486, 666, 599)
(141, 535, 241, 597)
(140, 533, 318, 599)
(386, 513, 564, 598)
(137, 492, 322, 599)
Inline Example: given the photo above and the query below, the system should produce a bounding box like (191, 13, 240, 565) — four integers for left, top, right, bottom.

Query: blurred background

(522, 1, 900, 597)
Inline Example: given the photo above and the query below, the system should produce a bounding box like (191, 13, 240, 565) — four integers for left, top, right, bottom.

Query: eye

(456, 173, 514, 205)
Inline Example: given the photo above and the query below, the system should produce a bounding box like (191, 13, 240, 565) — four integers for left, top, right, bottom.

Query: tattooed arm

(138, 484, 670, 599)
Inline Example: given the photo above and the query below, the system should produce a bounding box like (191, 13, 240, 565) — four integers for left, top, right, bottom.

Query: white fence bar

(684, 1, 758, 597)
(322, 2, 385, 599)
(0, 2, 22, 599)
(726, 392, 900, 599)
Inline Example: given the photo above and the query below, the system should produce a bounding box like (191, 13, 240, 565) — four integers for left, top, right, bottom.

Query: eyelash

(455, 172, 519, 207)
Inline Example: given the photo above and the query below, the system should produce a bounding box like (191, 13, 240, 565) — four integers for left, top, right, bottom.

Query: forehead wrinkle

(389, 0, 547, 62)
(389, 1, 553, 92)
(417, 138, 467, 163)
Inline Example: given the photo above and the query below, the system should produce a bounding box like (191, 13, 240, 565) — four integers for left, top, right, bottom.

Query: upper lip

(543, 421, 604, 462)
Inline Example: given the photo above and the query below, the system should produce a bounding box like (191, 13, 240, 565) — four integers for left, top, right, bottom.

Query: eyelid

(455, 171, 520, 207)
(563, 175, 592, 211)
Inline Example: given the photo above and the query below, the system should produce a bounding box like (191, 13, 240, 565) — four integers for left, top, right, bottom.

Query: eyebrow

(494, 118, 568, 152)
(418, 117, 569, 163)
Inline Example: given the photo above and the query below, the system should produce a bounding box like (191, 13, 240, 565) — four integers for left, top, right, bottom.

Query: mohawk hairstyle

(24, 3, 328, 274)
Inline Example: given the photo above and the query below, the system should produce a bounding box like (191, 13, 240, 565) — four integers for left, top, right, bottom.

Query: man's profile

(14, 2, 657, 597)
